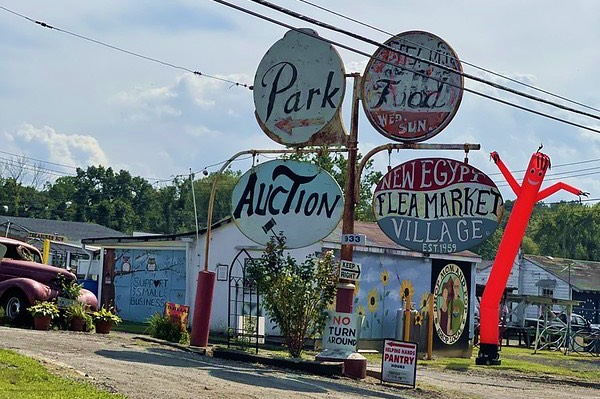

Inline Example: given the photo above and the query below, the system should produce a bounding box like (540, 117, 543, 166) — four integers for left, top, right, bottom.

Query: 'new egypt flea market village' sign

(373, 158, 503, 254)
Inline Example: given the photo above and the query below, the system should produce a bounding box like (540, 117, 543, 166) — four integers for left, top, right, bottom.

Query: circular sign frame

(362, 30, 464, 142)
(231, 159, 344, 249)
(253, 29, 346, 145)
(372, 157, 503, 254)
(433, 263, 469, 345)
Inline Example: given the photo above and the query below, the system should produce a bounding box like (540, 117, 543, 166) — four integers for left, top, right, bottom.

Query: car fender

(78, 288, 99, 311)
(0, 277, 56, 304)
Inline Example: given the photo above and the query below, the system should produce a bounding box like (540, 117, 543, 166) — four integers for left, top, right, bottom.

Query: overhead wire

(293, 0, 600, 114)
(0, 5, 252, 89)
(246, 0, 600, 122)
(210, 0, 600, 134)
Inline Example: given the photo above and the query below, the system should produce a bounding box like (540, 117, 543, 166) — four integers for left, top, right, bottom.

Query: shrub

(92, 307, 122, 324)
(146, 313, 189, 345)
(27, 301, 60, 319)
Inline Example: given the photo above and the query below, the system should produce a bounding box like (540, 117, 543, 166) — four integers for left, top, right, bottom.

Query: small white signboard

(322, 311, 359, 351)
(341, 233, 366, 246)
(381, 339, 418, 388)
(339, 260, 361, 282)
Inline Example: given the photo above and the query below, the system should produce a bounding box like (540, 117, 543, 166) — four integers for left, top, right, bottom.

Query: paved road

(1, 327, 598, 399)
(0, 327, 425, 399)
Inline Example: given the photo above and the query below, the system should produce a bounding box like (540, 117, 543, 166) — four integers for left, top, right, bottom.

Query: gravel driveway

(0, 326, 598, 399)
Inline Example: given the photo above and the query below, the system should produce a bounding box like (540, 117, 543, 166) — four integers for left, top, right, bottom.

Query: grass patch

(418, 346, 600, 382)
(112, 321, 148, 335)
(0, 349, 124, 399)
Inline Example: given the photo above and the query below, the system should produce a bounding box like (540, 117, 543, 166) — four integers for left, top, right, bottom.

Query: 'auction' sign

(373, 158, 503, 254)
(231, 160, 344, 249)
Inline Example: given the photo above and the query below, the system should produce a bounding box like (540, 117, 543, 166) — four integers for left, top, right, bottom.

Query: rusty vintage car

(0, 237, 98, 323)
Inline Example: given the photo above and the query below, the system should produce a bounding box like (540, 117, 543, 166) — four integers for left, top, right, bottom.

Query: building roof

(524, 255, 600, 293)
(0, 215, 126, 244)
(82, 217, 481, 261)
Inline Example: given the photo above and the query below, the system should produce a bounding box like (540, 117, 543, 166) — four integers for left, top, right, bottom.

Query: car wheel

(1, 291, 31, 325)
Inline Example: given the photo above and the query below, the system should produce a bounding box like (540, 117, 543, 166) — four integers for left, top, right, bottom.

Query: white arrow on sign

(339, 260, 361, 282)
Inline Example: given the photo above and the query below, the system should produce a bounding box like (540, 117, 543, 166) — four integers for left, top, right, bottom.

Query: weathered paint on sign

(231, 159, 344, 248)
(373, 158, 503, 253)
(253, 29, 346, 145)
(362, 31, 463, 142)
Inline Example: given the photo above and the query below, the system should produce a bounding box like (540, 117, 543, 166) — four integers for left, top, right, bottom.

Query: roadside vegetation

(362, 346, 600, 383)
(0, 349, 125, 399)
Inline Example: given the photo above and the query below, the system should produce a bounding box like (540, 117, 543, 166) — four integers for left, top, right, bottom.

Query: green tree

(246, 234, 338, 358)
(285, 149, 382, 221)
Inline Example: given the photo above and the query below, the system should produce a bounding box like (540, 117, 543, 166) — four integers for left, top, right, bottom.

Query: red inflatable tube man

(476, 149, 588, 365)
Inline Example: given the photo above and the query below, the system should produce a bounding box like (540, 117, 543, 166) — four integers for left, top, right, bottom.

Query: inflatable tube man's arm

(537, 183, 589, 201)
(491, 152, 520, 196)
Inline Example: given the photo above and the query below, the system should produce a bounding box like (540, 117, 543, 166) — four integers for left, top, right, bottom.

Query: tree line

(1, 158, 598, 261)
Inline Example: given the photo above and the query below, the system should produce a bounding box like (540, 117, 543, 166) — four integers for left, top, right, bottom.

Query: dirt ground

(0, 326, 598, 399)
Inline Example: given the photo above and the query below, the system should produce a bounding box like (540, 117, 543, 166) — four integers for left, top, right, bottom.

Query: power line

(0, 149, 78, 170)
(294, 0, 600, 115)
(487, 157, 600, 176)
(211, 0, 600, 134)
(0, 5, 252, 90)
(247, 0, 600, 123)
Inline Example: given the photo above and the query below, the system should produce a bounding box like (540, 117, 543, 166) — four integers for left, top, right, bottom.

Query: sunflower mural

(419, 292, 431, 320)
(400, 279, 415, 310)
(353, 280, 360, 306)
(367, 287, 379, 338)
(380, 269, 391, 336)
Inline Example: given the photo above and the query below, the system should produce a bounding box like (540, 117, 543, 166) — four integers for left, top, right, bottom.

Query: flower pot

(95, 320, 112, 334)
(33, 315, 52, 331)
(70, 317, 85, 332)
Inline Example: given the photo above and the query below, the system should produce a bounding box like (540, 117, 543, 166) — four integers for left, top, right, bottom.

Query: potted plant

(27, 301, 59, 330)
(65, 302, 92, 332)
(92, 307, 122, 334)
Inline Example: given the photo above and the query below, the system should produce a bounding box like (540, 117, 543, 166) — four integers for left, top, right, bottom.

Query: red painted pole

(190, 270, 216, 347)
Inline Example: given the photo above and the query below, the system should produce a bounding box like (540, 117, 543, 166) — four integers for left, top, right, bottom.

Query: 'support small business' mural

(113, 249, 186, 323)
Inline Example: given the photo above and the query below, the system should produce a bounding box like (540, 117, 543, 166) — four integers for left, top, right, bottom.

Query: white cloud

(9, 124, 109, 167)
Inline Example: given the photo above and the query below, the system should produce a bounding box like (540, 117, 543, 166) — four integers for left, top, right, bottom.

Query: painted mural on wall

(431, 259, 471, 351)
(432, 263, 469, 345)
(349, 253, 432, 340)
(112, 249, 186, 323)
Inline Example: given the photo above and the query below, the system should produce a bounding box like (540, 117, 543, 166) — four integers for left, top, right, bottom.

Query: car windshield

(4, 244, 43, 264)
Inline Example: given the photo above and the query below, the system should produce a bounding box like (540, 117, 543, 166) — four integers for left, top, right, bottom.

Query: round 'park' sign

(231, 160, 344, 249)
(373, 158, 503, 254)
(362, 31, 463, 142)
(253, 29, 346, 145)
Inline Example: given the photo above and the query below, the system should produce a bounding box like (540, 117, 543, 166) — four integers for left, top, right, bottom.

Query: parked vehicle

(525, 311, 598, 332)
(0, 237, 98, 323)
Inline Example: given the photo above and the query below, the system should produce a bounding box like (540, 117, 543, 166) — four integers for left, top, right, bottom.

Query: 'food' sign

(373, 158, 503, 254)
(231, 160, 344, 248)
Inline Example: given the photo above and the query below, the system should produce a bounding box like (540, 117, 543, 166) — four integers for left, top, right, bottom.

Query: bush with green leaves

(92, 307, 122, 324)
(246, 233, 338, 358)
(56, 273, 82, 300)
(27, 301, 60, 319)
(146, 313, 190, 345)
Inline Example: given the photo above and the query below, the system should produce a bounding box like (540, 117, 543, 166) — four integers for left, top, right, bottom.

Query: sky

(1, 0, 599, 205)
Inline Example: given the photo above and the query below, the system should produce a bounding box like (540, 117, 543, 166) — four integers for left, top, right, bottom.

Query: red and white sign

(253, 29, 346, 145)
(362, 31, 463, 142)
(373, 157, 503, 254)
(381, 339, 418, 387)
(322, 311, 359, 352)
